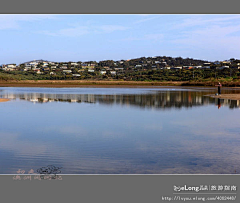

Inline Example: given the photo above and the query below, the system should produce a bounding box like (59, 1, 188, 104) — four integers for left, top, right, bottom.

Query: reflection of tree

(2, 89, 240, 109)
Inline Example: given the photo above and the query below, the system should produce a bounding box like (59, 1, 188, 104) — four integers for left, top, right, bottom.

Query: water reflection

(1, 88, 240, 109)
(0, 87, 240, 174)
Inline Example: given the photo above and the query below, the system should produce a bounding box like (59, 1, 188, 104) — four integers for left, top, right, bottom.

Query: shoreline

(206, 94, 240, 100)
(0, 80, 189, 88)
(1, 80, 240, 88)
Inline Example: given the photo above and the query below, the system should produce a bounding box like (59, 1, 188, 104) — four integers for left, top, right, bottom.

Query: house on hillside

(100, 70, 106, 74)
(110, 71, 116, 75)
(72, 74, 81, 77)
(81, 64, 88, 68)
(2, 64, 17, 71)
(88, 69, 95, 72)
(6, 64, 16, 69)
(70, 62, 78, 66)
(63, 70, 72, 73)
(60, 66, 68, 69)
(218, 66, 229, 70)
(172, 66, 182, 70)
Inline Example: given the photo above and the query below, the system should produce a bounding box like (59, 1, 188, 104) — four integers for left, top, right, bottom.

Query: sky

(0, 14, 240, 65)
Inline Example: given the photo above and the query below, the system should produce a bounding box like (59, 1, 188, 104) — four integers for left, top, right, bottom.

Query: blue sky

(1, 14, 240, 64)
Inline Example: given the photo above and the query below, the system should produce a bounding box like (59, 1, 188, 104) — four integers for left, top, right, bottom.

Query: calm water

(0, 86, 240, 174)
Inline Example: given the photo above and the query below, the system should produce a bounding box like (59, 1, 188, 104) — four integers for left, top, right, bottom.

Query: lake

(0, 86, 240, 174)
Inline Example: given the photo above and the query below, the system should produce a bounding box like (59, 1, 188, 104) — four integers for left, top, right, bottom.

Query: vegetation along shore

(0, 56, 240, 85)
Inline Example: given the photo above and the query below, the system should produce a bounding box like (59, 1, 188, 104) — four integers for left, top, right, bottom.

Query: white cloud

(120, 33, 164, 42)
(172, 24, 240, 47)
(38, 24, 129, 37)
(58, 26, 90, 37)
(174, 15, 240, 29)
(133, 15, 159, 24)
(0, 14, 56, 30)
(98, 25, 128, 32)
(43, 125, 88, 137)
(170, 16, 240, 59)
(145, 33, 164, 41)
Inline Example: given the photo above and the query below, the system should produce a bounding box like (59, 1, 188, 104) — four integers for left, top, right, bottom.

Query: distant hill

(21, 59, 51, 64)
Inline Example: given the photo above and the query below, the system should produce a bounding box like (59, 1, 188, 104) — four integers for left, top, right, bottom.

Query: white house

(72, 74, 81, 77)
(29, 61, 39, 66)
(50, 66, 57, 69)
(6, 64, 16, 68)
(71, 62, 78, 66)
(63, 70, 72, 73)
(203, 63, 211, 66)
(100, 70, 106, 75)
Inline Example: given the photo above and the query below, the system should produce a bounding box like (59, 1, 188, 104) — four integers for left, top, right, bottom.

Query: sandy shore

(0, 99, 10, 102)
(206, 94, 240, 100)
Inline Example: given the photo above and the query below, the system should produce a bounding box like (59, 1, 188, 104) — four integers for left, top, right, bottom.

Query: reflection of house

(2, 90, 240, 109)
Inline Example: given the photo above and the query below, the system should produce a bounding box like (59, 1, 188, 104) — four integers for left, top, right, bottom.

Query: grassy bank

(0, 80, 185, 87)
